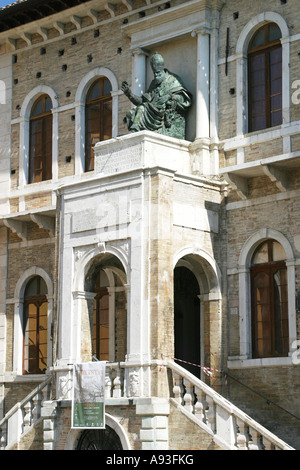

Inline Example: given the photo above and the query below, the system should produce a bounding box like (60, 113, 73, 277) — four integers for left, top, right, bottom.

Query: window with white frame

(248, 23, 282, 133)
(237, 229, 297, 363)
(13, 267, 53, 375)
(85, 77, 113, 172)
(29, 94, 53, 183)
(235, 12, 290, 136)
(74, 68, 119, 175)
(19, 86, 59, 187)
(250, 239, 288, 358)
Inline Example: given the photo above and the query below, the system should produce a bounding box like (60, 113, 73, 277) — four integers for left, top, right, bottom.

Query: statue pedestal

(94, 131, 191, 176)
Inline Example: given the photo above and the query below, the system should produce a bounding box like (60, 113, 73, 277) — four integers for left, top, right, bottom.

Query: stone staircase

(0, 375, 52, 450)
(0, 361, 295, 450)
(167, 360, 294, 450)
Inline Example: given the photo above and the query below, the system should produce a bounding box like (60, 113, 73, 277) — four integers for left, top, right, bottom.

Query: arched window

(29, 94, 53, 183)
(251, 239, 288, 358)
(85, 77, 112, 172)
(23, 276, 48, 374)
(248, 23, 282, 132)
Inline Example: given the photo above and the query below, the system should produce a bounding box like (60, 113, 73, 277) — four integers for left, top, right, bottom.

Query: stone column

(194, 28, 210, 141)
(131, 48, 148, 97)
(190, 28, 211, 175)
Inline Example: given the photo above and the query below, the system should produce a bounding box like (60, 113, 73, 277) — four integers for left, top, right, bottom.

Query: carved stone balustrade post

(32, 392, 42, 424)
(194, 386, 205, 423)
(183, 379, 194, 413)
(0, 425, 7, 449)
(113, 366, 122, 398)
(236, 418, 248, 449)
(248, 427, 261, 450)
(205, 395, 216, 433)
(105, 370, 112, 398)
(263, 438, 272, 450)
(23, 401, 32, 430)
(172, 372, 184, 405)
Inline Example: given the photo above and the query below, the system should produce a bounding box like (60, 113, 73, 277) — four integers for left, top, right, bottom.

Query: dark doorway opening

(174, 266, 201, 378)
(76, 426, 123, 450)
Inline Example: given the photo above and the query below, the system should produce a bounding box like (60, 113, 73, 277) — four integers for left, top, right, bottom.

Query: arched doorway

(76, 426, 123, 450)
(173, 250, 222, 380)
(174, 266, 201, 377)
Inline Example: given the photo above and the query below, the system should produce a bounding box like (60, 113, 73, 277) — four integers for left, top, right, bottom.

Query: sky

(0, 0, 17, 8)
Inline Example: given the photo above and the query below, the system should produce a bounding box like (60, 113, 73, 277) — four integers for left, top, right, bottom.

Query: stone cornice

(123, 0, 219, 38)
(0, 0, 194, 52)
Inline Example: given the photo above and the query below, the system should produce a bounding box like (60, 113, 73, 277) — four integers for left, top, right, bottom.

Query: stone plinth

(94, 130, 191, 176)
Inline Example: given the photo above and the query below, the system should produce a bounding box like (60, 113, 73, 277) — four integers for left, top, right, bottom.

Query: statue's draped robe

(126, 69, 192, 139)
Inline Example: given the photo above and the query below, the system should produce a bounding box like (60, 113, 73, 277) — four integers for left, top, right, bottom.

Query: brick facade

(0, 0, 300, 451)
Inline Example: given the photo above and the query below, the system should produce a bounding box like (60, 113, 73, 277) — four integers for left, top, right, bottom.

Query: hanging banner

(72, 361, 106, 429)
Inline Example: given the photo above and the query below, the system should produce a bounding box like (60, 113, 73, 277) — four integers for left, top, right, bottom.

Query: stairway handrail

(0, 374, 52, 427)
(167, 359, 294, 450)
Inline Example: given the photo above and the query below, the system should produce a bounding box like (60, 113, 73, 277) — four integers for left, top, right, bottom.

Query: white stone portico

(54, 130, 222, 402)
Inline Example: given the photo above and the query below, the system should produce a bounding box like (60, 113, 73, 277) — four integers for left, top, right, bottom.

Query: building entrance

(76, 427, 123, 450)
(174, 266, 201, 377)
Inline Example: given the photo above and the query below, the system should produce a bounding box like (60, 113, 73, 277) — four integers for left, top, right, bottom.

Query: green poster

(72, 362, 106, 429)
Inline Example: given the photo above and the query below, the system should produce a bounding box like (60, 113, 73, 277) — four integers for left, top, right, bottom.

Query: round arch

(173, 247, 222, 299)
(236, 11, 289, 54)
(74, 244, 129, 293)
(14, 265, 53, 299)
(64, 413, 132, 450)
(74, 67, 119, 173)
(235, 11, 290, 135)
(173, 248, 222, 378)
(72, 244, 129, 364)
(20, 85, 59, 119)
(75, 67, 118, 104)
(239, 228, 295, 268)
(19, 85, 59, 186)
(237, 228, 297, 360)
(13, 266, 54, 375)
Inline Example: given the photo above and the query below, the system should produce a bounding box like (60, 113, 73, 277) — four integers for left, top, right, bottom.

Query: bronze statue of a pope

(121, 52, 192, 140)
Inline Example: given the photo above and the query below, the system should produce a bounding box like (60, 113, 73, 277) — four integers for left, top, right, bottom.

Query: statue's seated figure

(121, 52, 192, 140)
